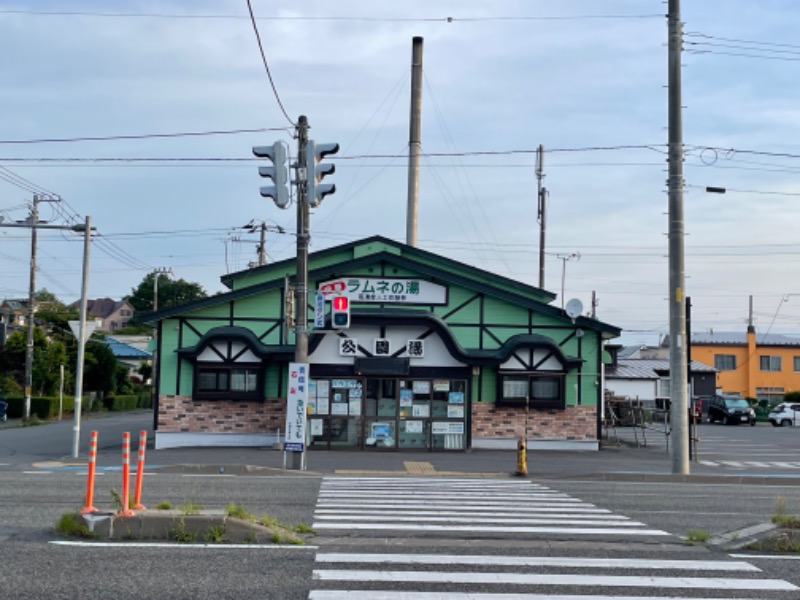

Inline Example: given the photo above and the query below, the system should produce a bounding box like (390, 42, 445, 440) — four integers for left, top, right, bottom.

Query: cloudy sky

(2, 0, 799, 346)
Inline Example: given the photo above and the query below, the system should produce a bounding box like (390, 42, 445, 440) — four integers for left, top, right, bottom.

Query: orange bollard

(117, 432, 134, 516)
(133, 430, 147, 510)
(81, 430, 99, 514)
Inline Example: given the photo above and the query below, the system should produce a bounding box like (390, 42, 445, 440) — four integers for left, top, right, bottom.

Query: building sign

(314, 292, 325, 329)
(374, 338, 391, 355)
(285, 363, 308, 451)
(432, 421, 465, 435)
(339, 338, 359, 356)
(317, 277, 446, 305)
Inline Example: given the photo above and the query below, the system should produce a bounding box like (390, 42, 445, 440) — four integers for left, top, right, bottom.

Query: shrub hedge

(4, 391, 152, 419)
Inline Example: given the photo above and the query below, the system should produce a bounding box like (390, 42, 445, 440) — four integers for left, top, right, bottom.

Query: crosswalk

(309, 476, 798, 599)
(313, 476, 670, 538)
(699, 459, 800, 469)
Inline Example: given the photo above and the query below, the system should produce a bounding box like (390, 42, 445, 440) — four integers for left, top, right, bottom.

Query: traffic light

(331, 296, 350, 329)
(305, 140, 339, 207)
(252, 141, 290, 208)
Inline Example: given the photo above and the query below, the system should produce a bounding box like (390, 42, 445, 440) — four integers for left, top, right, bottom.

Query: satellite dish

(565, 298, 583, 321)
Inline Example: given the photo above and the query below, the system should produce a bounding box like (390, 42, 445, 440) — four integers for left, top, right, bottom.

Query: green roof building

(147, 236, 619, 452)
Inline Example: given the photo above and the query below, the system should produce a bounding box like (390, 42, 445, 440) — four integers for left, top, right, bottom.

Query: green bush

(102, 395, 139, 411)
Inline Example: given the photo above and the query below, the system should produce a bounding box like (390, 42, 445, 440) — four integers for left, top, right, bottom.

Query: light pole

(556, 252, 580, 309)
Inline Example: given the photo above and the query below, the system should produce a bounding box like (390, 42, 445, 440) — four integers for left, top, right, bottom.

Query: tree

(125, 272, 207, 314)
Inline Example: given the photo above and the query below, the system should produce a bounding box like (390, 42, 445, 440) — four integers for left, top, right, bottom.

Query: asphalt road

(2, 411, 800, 598)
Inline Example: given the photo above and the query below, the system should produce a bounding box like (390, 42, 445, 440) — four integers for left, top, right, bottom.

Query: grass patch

(225, 503, 253, 521)
(169, 517, 197, 543)
(180, 500, 203, 515)
(295, 522, 315, 535)
(54, 512, 97, 539)
(685, 529, 711, 544)
(204, 525, 226, 543)
(153, 501, 172, 510)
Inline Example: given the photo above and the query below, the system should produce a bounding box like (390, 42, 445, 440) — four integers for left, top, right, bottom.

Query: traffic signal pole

(295, 115, 309, 366)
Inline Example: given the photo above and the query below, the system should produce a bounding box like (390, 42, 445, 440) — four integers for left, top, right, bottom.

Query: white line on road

(310, 593, 766, 600)
(311, 523, 671, 535)
(311, 569, 797, 590)
(313, 508, 621, 517)
(49, 541, 318, 549)
(315, 553, 761, 571)
(313, 515, 643, 526)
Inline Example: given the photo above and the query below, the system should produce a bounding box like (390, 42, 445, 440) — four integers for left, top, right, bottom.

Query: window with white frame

(497, 373, 565, 409)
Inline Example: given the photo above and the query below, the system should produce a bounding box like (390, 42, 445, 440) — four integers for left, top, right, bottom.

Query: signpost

(284, 362, 309, 469)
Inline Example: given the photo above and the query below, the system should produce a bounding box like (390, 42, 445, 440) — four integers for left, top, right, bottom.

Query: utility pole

(667, 0, 689, 474)
(72, 216, 92, 458)
(23, 194, 60, 419)
(406, 36, 423, 247)
(536, 145, 547, 289)
(152, 267, 172, 312)
(243, 219, 285, 267)
(295, 115, 310, 365)
(556, 252, 580, 309)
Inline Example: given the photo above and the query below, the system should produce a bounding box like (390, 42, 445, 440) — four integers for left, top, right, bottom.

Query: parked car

(707, 395, 756, 426)
(768, 403, 800, 427)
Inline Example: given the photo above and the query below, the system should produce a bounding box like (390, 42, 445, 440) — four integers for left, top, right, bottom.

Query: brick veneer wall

(158, 395, 285, 433)
(472, 402, 596, 441)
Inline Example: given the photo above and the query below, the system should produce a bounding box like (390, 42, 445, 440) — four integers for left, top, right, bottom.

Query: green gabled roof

(146, 235, 620, 337)
(221, 235, 556, 303)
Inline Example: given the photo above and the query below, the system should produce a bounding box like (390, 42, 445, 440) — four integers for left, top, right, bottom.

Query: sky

(2, 0, 800, 347)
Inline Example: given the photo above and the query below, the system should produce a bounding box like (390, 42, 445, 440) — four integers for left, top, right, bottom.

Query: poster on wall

(404, 420, 423, 433)
(308, 380, 317, 414)
(447, 405, 464, 419)
(448, 391, 464, 404)
(399, 389, 413, 406)
(412, 380, 431, 394)
(317, 396, 329, 415)
(331, 402, 349, 416)
(433, 380, 450, 392)
(349, 398, 362, 416)
(412, 404, 430, 418)
(317, 380, 330, 399)
(432, 421, 465, 435)
(310, 419, 324, 436)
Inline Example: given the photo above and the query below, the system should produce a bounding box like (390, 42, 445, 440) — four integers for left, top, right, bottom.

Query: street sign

(285, 363, 309, 452)
(68, 319, 101, 343)
(314, 292, 325, 329)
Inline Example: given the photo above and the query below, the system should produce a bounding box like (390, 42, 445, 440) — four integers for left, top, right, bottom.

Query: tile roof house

(81, 298, 135, 332)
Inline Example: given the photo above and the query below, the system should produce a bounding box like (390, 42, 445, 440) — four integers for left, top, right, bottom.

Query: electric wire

(245, 0, 294, 127)
(0, 128, 287, 145)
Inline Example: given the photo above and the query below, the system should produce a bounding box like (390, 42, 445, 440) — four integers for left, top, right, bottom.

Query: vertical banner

(285, 363, 309, 451)
(314, 292, 325, 329)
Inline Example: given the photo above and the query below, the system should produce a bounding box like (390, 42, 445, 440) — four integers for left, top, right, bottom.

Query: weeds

(685, 529, 711, 545)
(225, 503, 253, 521)
(180, 500, 203, 515)
(54, 512, 97, 539)
(295, 522, 315, 535)
(204, 525, 226, 543)
(154, 501, 172, 510)
(169, 517, 197, 543)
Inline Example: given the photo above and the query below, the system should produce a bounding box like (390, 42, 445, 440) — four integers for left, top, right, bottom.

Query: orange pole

(117, 431, 134, 516)
(133, 430, 147, 510)
(81, 430, 98, 514)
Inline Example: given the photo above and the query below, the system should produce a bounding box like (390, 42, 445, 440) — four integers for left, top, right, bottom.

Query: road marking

(315, 553, 761, 571)
(310, 593, 766, 600)
(312, 523, 671, 535)
(314, 514, 644, 526)
(315, 505, 613, 514)
(50, 540, 318, 549)
(404, 461, 436, 474)
(314, 508, 621, 517)
(731, 553, 800, 560)
(312, 569, 797, 590)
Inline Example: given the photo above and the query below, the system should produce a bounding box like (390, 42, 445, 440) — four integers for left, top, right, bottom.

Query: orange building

(691, 327, 800, 403)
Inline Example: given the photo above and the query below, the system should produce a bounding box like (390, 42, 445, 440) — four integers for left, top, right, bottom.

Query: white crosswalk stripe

(313, 476, 670, 537)
(310, 477, 798, 599)
(699, 459, 800, 469)
(310, 553, 798, 599)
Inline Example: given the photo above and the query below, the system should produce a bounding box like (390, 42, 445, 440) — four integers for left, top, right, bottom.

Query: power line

(0, 127, 286, 145)
(245, 0, 293, 127)
(0, 9, 664, 22)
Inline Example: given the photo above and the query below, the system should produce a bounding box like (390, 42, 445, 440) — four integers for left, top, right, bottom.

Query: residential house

(104, 336, 152, 383)
(82, 298, 135, 332)
(604, 346, 717, 410)
(690, 327, 800, 404)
